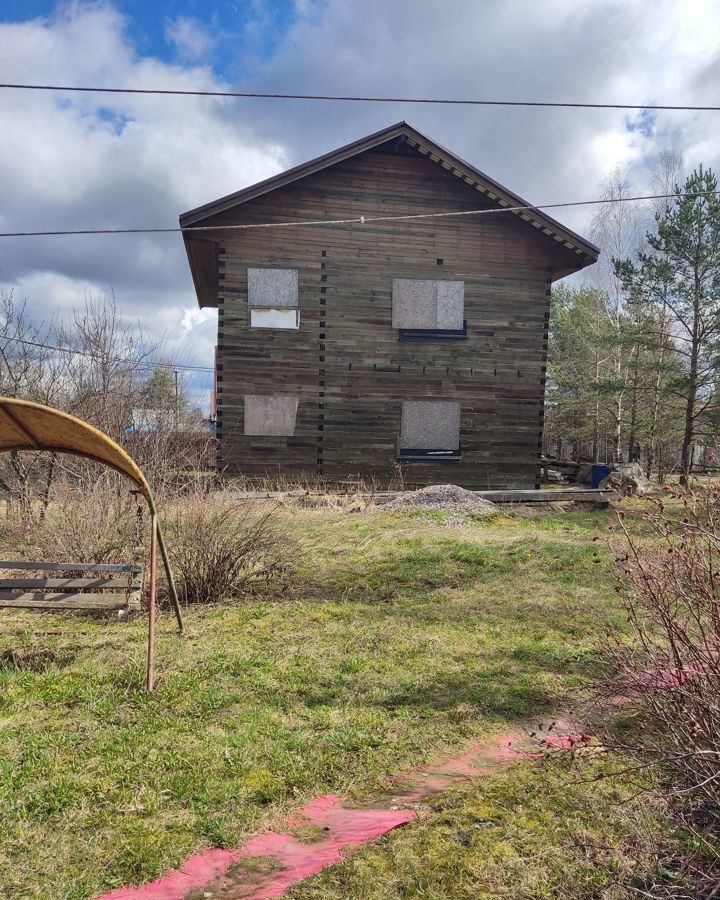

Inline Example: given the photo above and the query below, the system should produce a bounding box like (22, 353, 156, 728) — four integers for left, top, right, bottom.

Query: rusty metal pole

(146, 512, 157, 692)
(146, 493, 184, 634)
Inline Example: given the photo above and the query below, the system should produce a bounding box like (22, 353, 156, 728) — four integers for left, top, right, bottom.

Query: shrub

(163, 493, 294, 604)
(0, 472, 295, 605)
(594, 487, 720, 825)
(49, 481, 136, 563)
(3, 472, 137, 565)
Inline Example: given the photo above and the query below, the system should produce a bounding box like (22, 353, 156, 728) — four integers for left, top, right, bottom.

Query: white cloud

(2, 0, 720, 416)
(243, 0, 720, 232)
(164, 16, 215, 63)
(0, 1, 287, 399)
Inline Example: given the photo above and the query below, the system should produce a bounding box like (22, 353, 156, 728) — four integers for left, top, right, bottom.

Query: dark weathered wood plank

(467, 489, 618, 503)
(0, 561, 142, 573)
(0, 592, 141, 609)
(228, 488, 619, 504)
(0, 577, 137, 590)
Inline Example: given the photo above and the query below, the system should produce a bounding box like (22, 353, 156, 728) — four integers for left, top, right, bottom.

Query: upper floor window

(392, 279, 466, 340)
(248, 268, 299, 329)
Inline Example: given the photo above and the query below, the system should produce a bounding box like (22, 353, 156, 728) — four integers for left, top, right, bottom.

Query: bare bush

(3, 471, 139, 565)
(163, 493, 294, 604)
(0, 474, 295, 607)
(594, 487, 720, 823)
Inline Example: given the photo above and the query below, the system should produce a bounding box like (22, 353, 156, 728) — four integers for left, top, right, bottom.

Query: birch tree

(589, 169, 645, 462)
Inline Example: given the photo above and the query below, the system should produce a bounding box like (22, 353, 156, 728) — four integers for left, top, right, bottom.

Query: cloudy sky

(1, 0, 719, 407)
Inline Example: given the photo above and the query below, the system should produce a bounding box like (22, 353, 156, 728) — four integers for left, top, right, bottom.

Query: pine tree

(615, 167, 720, 485)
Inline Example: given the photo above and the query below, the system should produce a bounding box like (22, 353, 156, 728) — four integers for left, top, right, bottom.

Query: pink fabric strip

(97, 723, 580, 900)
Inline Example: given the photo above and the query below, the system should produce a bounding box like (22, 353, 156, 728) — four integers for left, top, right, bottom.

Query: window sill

(398, 321, 467, 341)
(397, 449, 462, 463)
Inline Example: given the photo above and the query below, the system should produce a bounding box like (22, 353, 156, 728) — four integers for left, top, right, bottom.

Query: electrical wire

(2, 190, 718, 239)
(2, 334, 214, 372)
(2, 83, 719, 112)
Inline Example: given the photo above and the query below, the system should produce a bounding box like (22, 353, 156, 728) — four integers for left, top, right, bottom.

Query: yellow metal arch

(0, 397, 151, 496)
(0, 396, 183, 691)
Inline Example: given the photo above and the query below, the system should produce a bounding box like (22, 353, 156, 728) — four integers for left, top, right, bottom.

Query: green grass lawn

(0, 505, 677, 898)
(290, 756, 682, 900)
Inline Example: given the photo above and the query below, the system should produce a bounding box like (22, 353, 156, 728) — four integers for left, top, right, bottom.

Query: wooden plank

(228, 488, 619, 504)
(0, 561, 142, 573)
(0, 577, 137, 590)
(0, 592, 139, 609)
(470, 489, 619, 503)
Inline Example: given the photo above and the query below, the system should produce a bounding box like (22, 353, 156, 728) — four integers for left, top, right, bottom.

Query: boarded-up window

(248, 268, 299, 329)
(248, 269, 298, 307)
(392, 280, 464, 331)
(399, 401, 460, 451)
(244, 395, 299, 436)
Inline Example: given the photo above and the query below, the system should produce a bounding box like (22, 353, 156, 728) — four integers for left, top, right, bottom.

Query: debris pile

(377, 484, 497, 522)
(610, 462, 654, 496)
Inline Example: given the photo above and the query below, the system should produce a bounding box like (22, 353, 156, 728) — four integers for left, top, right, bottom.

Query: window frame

(247, 267, 300, 330)
(396, 447, 462, 463)
(398, 321, 467, 342)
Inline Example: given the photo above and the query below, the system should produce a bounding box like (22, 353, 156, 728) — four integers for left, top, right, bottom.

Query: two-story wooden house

(180, 122, 598, 488)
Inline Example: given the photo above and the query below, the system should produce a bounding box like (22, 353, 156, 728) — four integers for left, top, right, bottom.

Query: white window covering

(244, 395, 299, 436)
(392, 280, 464, 330)
(249, 308, 299, 329)
(399, 401, 460, 450)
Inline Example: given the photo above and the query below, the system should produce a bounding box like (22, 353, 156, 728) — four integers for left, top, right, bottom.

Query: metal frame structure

(0, 397, 183, 691)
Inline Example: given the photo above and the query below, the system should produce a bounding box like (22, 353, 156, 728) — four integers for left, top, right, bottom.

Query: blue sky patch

(625, 108, 656, 138)
(1, 0, 302, 78)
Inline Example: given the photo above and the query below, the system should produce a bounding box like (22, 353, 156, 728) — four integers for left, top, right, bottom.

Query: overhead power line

(1, 190, 719, 239)
(1, 83, 719, 112)
(2, 334, 213, 372)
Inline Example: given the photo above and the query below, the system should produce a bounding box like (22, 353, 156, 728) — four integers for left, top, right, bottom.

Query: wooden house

(180, 122, 598, 488)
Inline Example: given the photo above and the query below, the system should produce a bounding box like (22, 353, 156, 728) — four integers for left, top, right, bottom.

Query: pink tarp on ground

(97, 722, 581, 900)
(99, 795, 414, 900)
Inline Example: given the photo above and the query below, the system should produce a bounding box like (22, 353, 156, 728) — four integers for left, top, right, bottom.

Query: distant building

(124, 408, 212, 434)
(181, 122, 598, 488)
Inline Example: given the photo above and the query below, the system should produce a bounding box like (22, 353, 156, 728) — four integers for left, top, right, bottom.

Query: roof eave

(399, 128, 600, 262)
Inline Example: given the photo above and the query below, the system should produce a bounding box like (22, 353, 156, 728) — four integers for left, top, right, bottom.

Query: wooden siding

(204, 144, 581, 488)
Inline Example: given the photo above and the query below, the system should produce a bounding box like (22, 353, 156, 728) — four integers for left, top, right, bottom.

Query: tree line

(545, 157, 720, 485)
(0, 290, 211, 508)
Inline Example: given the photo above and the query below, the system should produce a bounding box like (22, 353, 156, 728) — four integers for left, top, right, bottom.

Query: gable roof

(180, 122, 599, 306)
(181, 121, 598, 253)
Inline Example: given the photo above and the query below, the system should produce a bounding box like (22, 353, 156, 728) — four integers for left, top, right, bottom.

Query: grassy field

(0, 504, 681, 898)
(290, 756, 678, 900)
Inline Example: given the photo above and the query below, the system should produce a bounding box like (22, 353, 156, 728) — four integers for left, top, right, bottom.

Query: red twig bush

(597, 487, 720, 822)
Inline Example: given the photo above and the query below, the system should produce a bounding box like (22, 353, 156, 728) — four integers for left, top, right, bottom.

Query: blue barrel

(590, 464, 611, 488)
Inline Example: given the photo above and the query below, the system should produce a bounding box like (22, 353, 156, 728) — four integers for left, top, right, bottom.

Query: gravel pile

(377, 484, 497, 522)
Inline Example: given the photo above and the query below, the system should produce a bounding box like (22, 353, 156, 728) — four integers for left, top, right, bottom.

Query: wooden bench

(0, 561, 144, 617)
